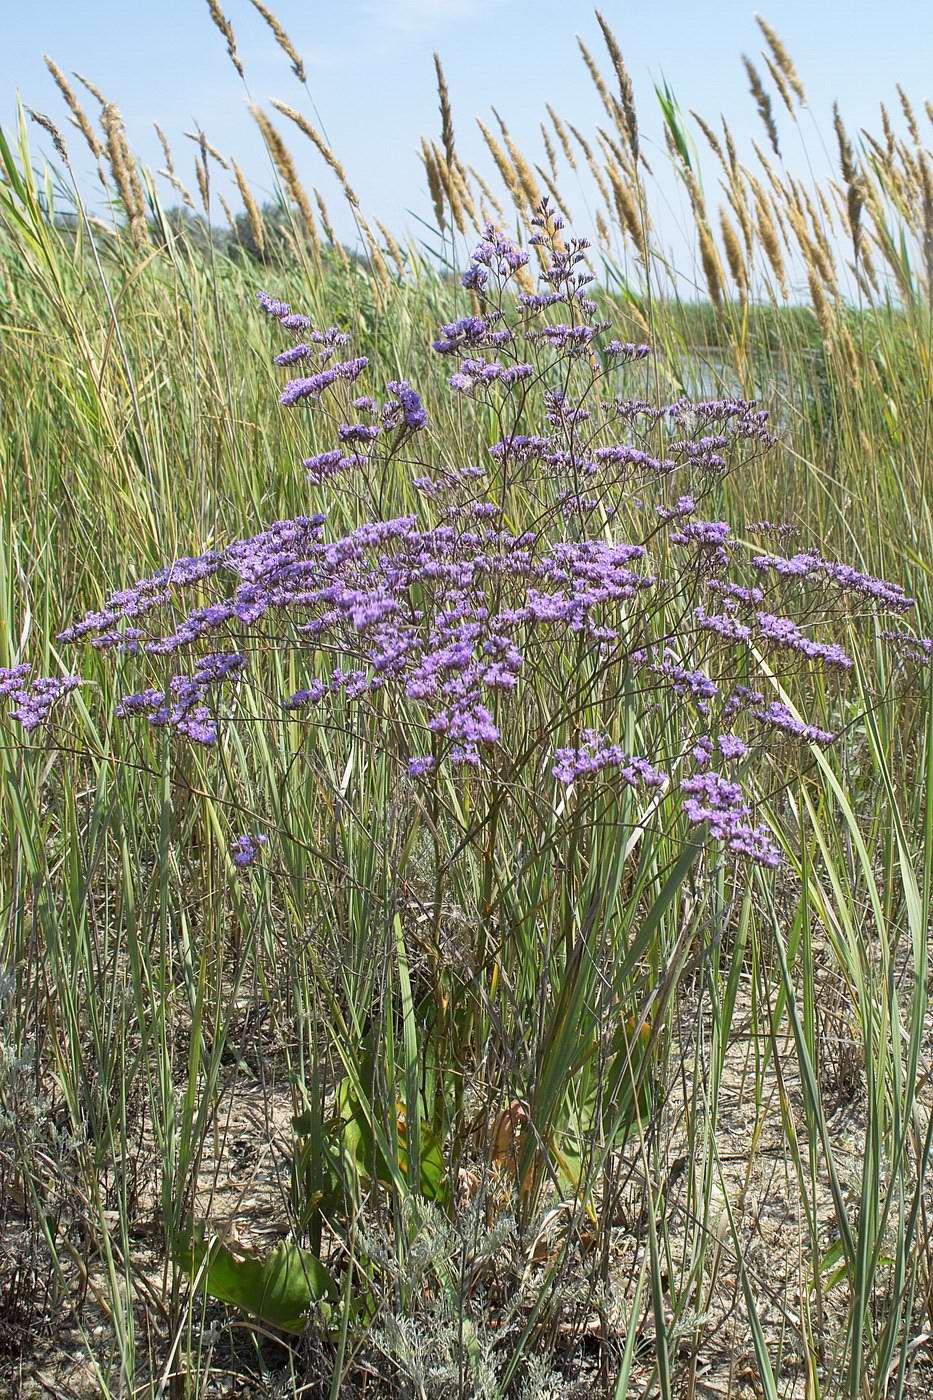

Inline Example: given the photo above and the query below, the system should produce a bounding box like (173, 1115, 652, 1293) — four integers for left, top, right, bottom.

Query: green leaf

(179, 1230, 337, 1333)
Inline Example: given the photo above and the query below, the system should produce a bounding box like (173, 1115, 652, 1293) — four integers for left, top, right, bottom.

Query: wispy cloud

(368, 0, 484, 36)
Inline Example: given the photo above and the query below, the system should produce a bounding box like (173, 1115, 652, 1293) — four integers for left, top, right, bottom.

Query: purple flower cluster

(51, 201, 925, 876)
(230, 832, 269, 867)
(681, 770, 780, 867)
(0, 664, 81, 731)
(751, 551, 913, 611)
(551, 731, 667, 789)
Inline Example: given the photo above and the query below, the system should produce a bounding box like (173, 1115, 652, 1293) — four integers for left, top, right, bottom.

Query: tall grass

(1, 13, 933, 1399)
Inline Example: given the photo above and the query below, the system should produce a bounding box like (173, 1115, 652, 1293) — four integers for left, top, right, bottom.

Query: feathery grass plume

(594, 10, 639, 161)
(433, 52, 456, 170)
(27, 108, 69, 163)
(467, 164, 506, 221)
(451, 160, 479, 227)
(833, 104, 865, 261)
(786, 195, 835, 291)
(421, 137, 446, 229)
(546, 103, 576, 169)
(896, 84, 920, 145)
(722, 119, 740, 180)
(921, 154, 933, 300)
(725, 180, 755, 259)
(268, 103, 390, 283)
(802, 188, 838, 276)
(248, 0, 305, 82)
(719, 204, 748, 294)
(595, 207, 610, 244)
(101, 103, 147, 245)
(749, 176, 788, 298)
(577, 36, 618, 126)
(535, 163, 573, 222)
(73, 71, 105, 105)
(375, 219, 407, 278)
(754, 14, 806, 104)
(743, 56, 780, 156)
(684, 170, 723, 307)
(604, 157, 647, 260)
(432, 142, 466, 233)
(691, 110, 725, 166)
(251, 106, 321, 259)
(205, 0, 244, 78)
(540, 121, 558, 180)
(806, 261, 833, 344)
(762, 54, 794, 116)
(185, 132, 229, 171)
(880, 102, 896, 158)
(154, 123, 175, 175)
(232, 159, 266, 254)
(159, 167, 195, 209)
(315, 188, 350, 267)
(270, 100, 363, 210)
(195, 151, 209, 213)
(218, 192, 236, 230)
(43, 55, 102, 160)
(476, 118, 526, 213)
(492, 109, 542, 212)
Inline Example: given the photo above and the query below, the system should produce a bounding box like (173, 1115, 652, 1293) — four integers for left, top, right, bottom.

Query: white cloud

(368, 0, 484, 35)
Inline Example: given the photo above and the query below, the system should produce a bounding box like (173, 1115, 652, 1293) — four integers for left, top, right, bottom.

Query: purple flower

(385, 379, 427, 431)
(230, 832, 269, 867)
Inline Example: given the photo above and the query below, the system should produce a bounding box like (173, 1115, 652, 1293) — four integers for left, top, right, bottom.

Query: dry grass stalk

(691, 110, 725, 167)
(101, 103, 147, 244)
(251, 106, 321, 259)
(897, 84, 920, 145)
(742, 55, 780, 157)
(232, 160, 266, 254)
(546, 104, 576, 169)
(749, 178, 788, 298)
(724, 179, 755, 259)
(468, 165, 506, 222)
(421, 138, 446, 230)
(27, 108, 69, 163)
(762, 54, 794, 116)
(218, 192, 236, 229)
(315, 189, 350, 268)
(921, 154, 933, 300)
(73, 71, 105, 105)
(880, 103, 896, 159)
(434, 53, 456, 169)
(719, 205, 748, 294)
(43, 55, 102, 160)
(605, 160, 647, 261)
(185, 132, 229, 170)
(594, 10, 639, 161)
(159, 168, 195, 209)
(451, 162, 479, 228)
(492, 109, 542, 212)
(577, 37, 617, 127)
(205, 0, 244, 78)
(595, 208, 611, 245)
(832, 104, 864, 262)
(476, 118, 526, 214)
(433, 143, 466, 233)
(271, 101, 361, 206)
(754, 15, 806, 104)
(154, 124, 175, 175)
(535, 164, 572, 223)
(195, 151, 209, 212)
(540, 122, 558, 180)
(375, 219, 407, 277)
(249, 0, 305, 82)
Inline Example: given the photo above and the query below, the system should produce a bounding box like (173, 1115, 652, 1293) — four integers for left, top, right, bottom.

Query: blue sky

(4, 0, 933, 271)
